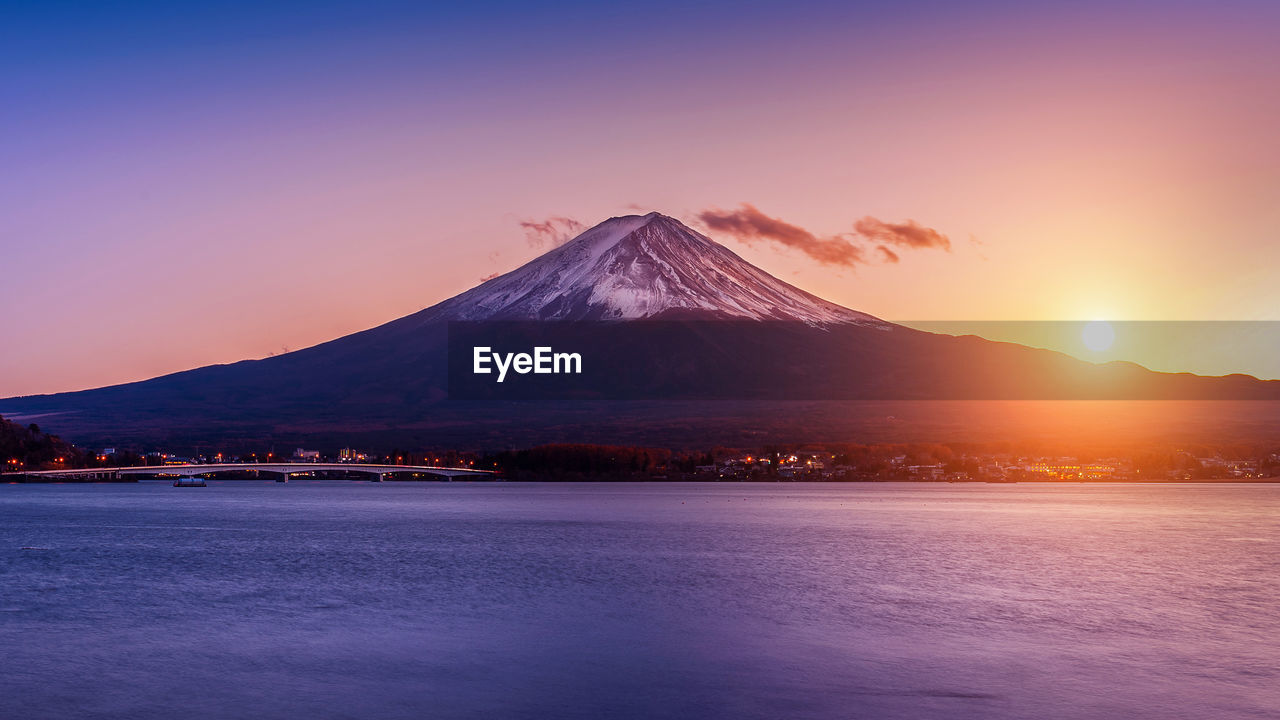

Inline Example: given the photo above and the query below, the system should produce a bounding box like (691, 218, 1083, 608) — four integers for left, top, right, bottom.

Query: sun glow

(1081, 320, 1115, 353)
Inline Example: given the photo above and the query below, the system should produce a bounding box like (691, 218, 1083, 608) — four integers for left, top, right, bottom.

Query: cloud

(876, 245, 900, 263)
(697, 204, 866, 267)
(520, 216, 585, 248)
(697, 203, 952, 268)
(479, 271, 501, 282)
(852, 217, 951, 251)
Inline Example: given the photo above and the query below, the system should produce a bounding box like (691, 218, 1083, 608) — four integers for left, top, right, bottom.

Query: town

(4, 416, 1276, 483)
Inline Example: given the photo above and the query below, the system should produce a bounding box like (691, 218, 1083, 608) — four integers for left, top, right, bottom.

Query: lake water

(2, 481, 1277, 719)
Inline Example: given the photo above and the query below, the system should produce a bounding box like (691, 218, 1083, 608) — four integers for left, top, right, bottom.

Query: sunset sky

(3, 0, 1279, 396)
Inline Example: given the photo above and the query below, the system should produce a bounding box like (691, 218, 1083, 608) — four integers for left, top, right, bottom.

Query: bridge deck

(4, 463, 494, 479)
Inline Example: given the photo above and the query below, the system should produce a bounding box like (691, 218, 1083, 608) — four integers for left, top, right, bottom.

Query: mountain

(2, 212, 1278, 451)
(422, 212, 880, 324)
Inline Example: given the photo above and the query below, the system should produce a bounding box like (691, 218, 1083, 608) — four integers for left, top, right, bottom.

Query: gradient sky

(3, 0, 1279, 396)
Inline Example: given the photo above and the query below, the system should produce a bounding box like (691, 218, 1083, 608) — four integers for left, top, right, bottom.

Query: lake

(2, 481, 1277, 719)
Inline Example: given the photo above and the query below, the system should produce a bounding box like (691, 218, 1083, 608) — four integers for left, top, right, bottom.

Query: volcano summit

(401, 212, 881, 324)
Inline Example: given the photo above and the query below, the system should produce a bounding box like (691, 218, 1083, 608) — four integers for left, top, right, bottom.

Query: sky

(2, 0, 1279, 396)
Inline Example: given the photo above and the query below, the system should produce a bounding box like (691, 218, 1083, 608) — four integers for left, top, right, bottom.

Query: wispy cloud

(697, 204, 866, 267)
(697, 203, 951, 268)
(853, 217, 951, 251)
(520, 216, 585, 248)
(876, 245, 900, 263)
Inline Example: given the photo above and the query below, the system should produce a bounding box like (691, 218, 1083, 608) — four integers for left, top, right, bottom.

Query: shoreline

(5, 475, 1279, 485)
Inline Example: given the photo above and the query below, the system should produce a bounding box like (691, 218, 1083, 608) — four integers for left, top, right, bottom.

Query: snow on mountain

(422, 212, 883, 326)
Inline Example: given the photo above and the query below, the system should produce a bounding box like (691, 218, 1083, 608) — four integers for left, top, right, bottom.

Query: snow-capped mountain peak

(425, 212, 882, 325)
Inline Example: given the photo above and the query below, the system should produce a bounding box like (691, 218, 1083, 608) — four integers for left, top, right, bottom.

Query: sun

(1081, 320, 1115, 352)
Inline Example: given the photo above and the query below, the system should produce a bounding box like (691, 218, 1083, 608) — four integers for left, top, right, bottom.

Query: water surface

(2, 482, 1277, 719)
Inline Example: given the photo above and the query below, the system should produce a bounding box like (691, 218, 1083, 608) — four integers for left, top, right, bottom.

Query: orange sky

(3, 1, 1278, 396)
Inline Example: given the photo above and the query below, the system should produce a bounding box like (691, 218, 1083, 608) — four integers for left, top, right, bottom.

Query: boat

(172, 477, 207, 487)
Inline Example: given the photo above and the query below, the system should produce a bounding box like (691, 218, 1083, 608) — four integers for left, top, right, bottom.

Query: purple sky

(3, 0, 1279, 396)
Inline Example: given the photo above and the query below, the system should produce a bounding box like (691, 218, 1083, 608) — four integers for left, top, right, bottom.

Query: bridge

(6, 462, 495, 483)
